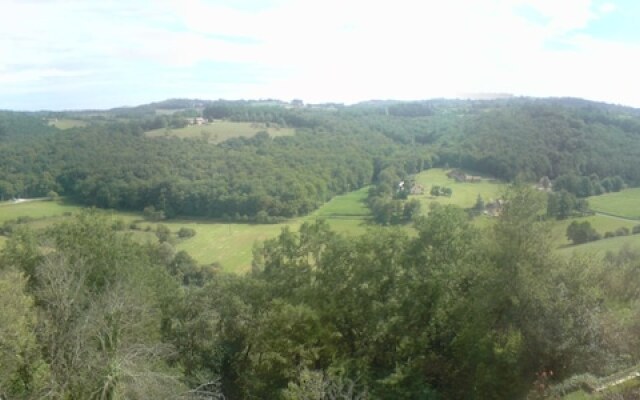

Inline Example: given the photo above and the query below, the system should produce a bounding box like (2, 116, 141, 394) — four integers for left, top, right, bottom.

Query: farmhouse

(188, 117, 207, 125)
(484, 199, 505, 217)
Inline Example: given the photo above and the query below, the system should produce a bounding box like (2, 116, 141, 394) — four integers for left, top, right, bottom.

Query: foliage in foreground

(3, 187, 640, 399)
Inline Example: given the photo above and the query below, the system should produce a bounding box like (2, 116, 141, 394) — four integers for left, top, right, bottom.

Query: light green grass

(588, 188, 640, 219)
(314, 187, 370, 218)
(558, 233, 640, 258)
(0, 190, 371, 274)
(411, 169, 506, 210)
(0, 199, 83, 223)
(551, 215, 638, 248)
(48, 119, 88, 129)
(167, 189, 371, 272)
(145, 121, 295, 143)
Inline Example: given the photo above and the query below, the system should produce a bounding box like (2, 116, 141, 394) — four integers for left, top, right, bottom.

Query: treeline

(6, 187, 640, 398)
(432, 103, 640, 184)
(0, 124, 380, 218)
(3, 98, 640, 220)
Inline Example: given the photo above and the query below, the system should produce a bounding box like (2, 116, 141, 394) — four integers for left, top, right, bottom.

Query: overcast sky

(1, 0, 639, 110)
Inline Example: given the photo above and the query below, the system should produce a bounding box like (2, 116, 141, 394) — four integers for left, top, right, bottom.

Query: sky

(1, 0, 640, 110)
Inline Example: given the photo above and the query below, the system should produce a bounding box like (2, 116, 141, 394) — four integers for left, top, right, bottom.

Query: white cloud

(1, 0, 640, 108)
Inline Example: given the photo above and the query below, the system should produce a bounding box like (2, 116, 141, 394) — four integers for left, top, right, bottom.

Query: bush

(177, 227, 196, 238)
(632, 225, 640, 235)
(604, 231, 615, 239)
(155, 224, 172, 243)
(566, 220, 601, 245)
(47, 190, 59, 201)
(143, 205, 166, 221)
(111, 219, 126, 231)
(615, 227, 630, 236)
(549, 373, 599, 396)
(16, 216, 34, 224)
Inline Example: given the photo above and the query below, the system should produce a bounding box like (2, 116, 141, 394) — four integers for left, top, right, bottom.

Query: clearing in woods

(410, 168, 506, 209)
(48, 119, 88, 129)
(588, 188, 640, 220)
(0, 188, 371, 273)
(145, 121, 296, 143)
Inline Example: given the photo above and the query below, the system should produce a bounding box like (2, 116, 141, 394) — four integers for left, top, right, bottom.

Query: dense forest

(3, 97, 640, 398)
(2, 97, 640, 221)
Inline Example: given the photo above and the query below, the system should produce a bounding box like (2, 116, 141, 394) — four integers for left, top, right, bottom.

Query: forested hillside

(3, 97, 640, 398)
(2, 97, 640, 220)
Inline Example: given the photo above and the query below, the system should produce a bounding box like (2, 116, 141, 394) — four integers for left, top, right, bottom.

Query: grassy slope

(145, 121, 295, 143)
(48, 119, 88, 129)
(551, 215, 638, 247)
(588, 188, 640, 219)
(0, 189, 371, 274)
(0, 200, 83, 223)
(411, 168, 506, 210)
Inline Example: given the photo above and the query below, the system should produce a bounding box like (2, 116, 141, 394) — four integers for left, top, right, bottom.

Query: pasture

(48, 119, 88, 129)
(145, 121, 295, 143)
(411, 168, 506, 210)
(588, 188, 640, 219)
(558, 232, 640, 258)
(551, 214, 638, 248)
(0, 199, 83, 223)
(0, 189, 371, 273)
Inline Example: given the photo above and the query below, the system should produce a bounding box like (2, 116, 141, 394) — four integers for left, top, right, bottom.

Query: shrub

(143, 205, 165, 221)
(177, 227, 196, 238)
(632, 225, 640, 235)
(155, 224, 172, 243)
(615, 227, 630, 236)
(549, 373, 599, 396)
(16, 216, 34, 224)
(112, 219, 126, 231)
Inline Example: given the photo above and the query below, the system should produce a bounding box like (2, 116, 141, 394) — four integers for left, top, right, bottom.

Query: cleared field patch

(145, 121, 295, 143)
(0, 199, 83, 223)
(313, 187, 370, 218)
(0, 190, 371, 274)
(48, 119, 88, 129)
(411, 168, 507, 210)
(550, 214, 638, 248)
(588, 188, 640, 219)
(558, 233, 640, 258)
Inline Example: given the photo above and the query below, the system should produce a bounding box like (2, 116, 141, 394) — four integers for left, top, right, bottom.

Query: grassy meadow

(411, 168, 506, 209)
(551, 214, 638, 247)
(588, 188, 640, 219)
(2, 180, 638, 272)
(0, 188, 371, 274)
(0, 199, 83, 223)
(48, 119, 88, 129)
(145, 121, 295, 143)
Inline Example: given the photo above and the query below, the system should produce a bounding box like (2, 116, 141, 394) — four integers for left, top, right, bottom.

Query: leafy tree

(177, 227, 197, 238)
(156, 224, 172, 243)
(566, 220, 600, 245)
(0, 269, 48, 398)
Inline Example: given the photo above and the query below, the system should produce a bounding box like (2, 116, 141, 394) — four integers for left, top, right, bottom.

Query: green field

(588, 188, 640, 219)
(0, 189, 371, 274)
(0, 199, 83, 223)
(146, 121, 295, 143)
(48, 119, 88, 129)
(558, 233, 640, 258)
(551, 214, 638, 248)
(411, 168, 506, 210)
